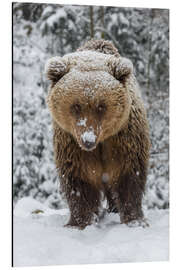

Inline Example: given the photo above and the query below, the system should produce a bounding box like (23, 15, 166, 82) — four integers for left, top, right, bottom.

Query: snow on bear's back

(60, 50, 141, 98)
(47, 49, 141, 100)
(63, 51, 113, 73)
(55, 51, 122, 98)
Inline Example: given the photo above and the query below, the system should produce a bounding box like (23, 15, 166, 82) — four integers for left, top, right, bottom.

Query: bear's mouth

(80, 141, 97, 151)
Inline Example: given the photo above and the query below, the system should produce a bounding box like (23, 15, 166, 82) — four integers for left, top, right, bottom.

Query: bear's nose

(83, 141, 95, 150)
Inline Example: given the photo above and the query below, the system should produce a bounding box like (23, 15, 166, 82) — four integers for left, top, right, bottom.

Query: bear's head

(45, 51, 133, 151)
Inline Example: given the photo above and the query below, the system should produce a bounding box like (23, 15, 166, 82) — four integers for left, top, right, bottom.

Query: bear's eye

(70, 103, 82, 116)
(96, 103, 106, 115)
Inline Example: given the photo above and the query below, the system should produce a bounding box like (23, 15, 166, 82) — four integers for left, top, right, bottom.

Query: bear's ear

(110, 57, 133, 82)
(45, 57, 69, 84)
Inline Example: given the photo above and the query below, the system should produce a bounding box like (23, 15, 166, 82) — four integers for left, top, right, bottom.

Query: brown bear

(45, 39, 150, 229)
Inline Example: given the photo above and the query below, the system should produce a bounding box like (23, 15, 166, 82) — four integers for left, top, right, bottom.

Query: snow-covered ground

(13, 197, 169, 267)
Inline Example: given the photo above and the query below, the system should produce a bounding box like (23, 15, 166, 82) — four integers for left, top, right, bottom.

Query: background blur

(13, 3, 169, 210)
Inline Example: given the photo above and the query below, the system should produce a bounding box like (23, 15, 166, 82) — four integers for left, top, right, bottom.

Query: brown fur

(77, 39, 120, 57)
(46, 39, 150, 229)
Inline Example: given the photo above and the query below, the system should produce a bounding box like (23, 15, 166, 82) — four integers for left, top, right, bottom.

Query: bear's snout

(80, 128, 97, 151)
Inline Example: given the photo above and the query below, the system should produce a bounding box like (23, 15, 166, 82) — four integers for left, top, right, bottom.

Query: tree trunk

(147, 10, 154, 91)
(100, 6, 105, 39)
(89, 6, 94, 38)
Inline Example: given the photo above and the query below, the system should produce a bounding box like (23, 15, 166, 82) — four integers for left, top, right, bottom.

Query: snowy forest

(13, 3, 169, 211)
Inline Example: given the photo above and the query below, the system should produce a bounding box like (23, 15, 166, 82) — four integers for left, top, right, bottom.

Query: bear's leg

(114, 172, 146, 225)
(104, 185, 118, 213)
(62, 177, 100, 229)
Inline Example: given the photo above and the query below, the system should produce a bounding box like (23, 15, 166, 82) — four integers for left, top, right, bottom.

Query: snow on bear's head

(45, 51, 133, 151)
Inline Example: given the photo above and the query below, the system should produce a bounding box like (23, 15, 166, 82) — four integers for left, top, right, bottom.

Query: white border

(0, 0, 12, 269)
(1, 0, 179, 269)
(9, 0, 171, 9)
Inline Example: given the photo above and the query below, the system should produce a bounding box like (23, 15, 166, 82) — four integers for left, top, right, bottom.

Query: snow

(81, 128, 97, 143)
(13, 198, 169, 267)
(77, 118, 87, 127)
(14, 197, 69, 218)
(46, 9, 67, 28)
(46, 51, 123, 99)
(63, 51, 116, 75)
(41, 6, 54, 17)
(119, 13, 129, 27)
(102, 173, 109, 183)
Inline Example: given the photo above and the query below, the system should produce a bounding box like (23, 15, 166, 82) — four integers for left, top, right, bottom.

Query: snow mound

(14, 197, 69, 218)
(13, 198, 169, 267)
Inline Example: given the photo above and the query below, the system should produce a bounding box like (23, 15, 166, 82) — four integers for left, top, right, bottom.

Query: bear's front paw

(64, 216, 91, 230)
(64, 222, 86, 230)
(124, 217, 149, 228)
